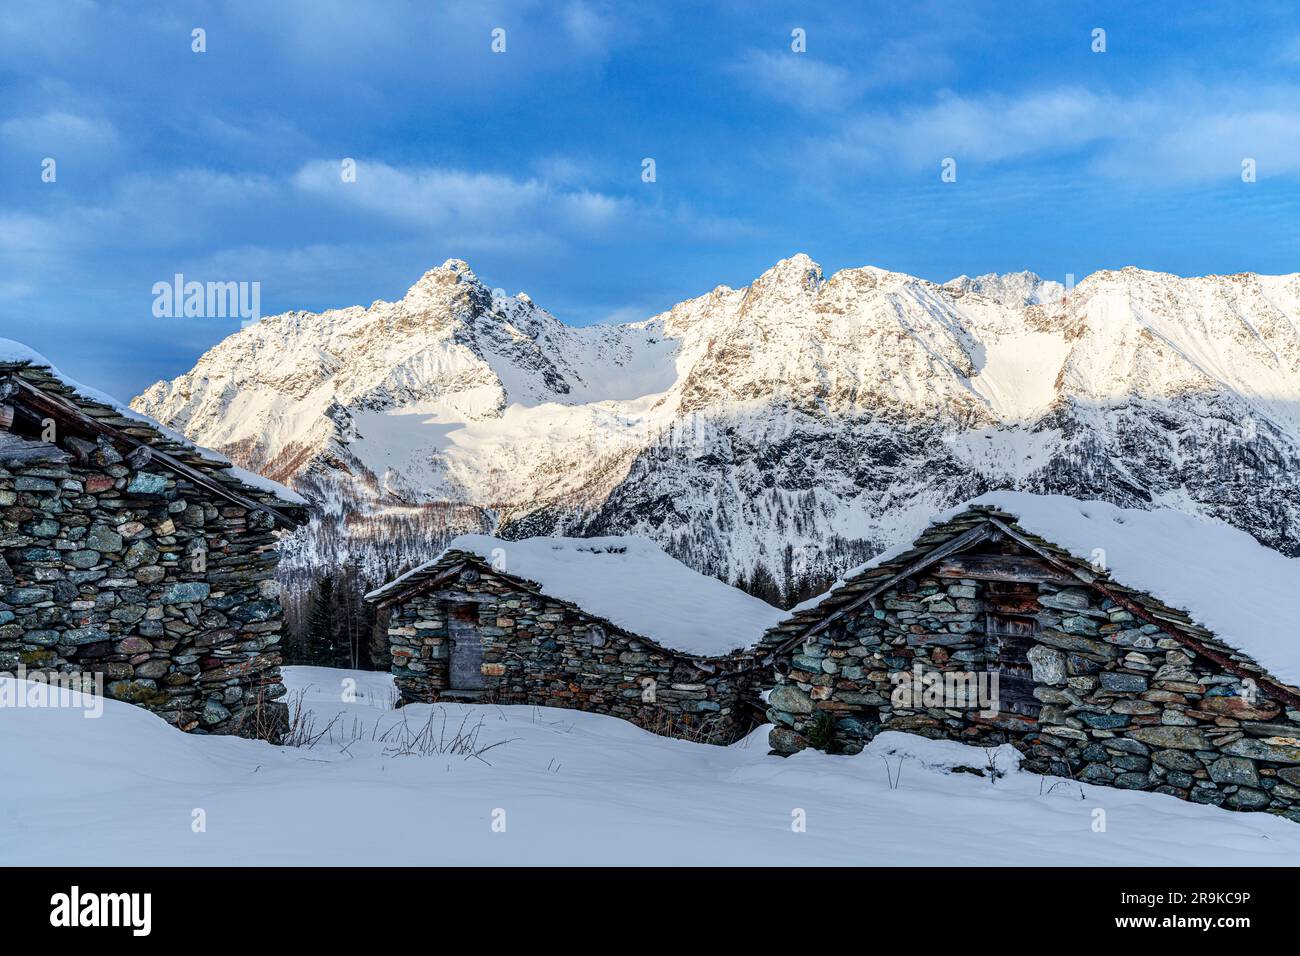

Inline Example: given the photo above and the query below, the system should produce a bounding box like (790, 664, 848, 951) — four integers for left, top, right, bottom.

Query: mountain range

(131, 255, 1300, 604)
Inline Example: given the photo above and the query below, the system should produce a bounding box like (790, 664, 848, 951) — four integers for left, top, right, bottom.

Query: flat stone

(161, 582, 210, 605)
(126, 472, 169, 494)
(229, 600, 279, 623)
(768, 684, 814, 715)
(1226, 787, 1271, 809)
(1221, 738, 1300, 764)
(123, 541, 160, 568)
(1078, 712, 1129, 729)
(1152, 748, 1202, 772)
(1111, 699, 1159, 715)
(106, 679, 162, 704)
(1103, 737, 1150, 756)
(1113, 772, 1152, 790)
(768, 726, 808, 754)
(1241, 722, 1300, 738)
(1207, 756, 1259, 787)
(1128, 726, 1209, 750)
(62, 627, 111, 645)
(6, 587, 52, 605)
(1059, 615, 1100, 636)
(1100, 671, 1148, 693)
(1277, 767, 1300, 787)
(1080, 763, 1115, 783)
(14, 477, 56, 492)
(1037, 588, 1092, 612)
(1027, 645, 1066, 685)
(134, 659, 171, 679)
(85, 526, 124, 552)
(1198, 695, 1280, 721)
(1035, 630, 1119, 659)
(201, 698, 231, 725)
(134, 566, 166, 584)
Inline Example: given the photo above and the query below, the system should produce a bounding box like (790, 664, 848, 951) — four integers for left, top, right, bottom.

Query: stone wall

(0, 444, 291, 736)
(385, 566, 756, 743)
(766, 571, 1300, 822)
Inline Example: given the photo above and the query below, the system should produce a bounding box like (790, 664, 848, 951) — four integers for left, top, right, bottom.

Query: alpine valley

(131, 255, 1300, 606)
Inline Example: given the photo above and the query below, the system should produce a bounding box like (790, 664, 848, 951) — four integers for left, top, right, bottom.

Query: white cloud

(729, 36, 956, 114)
(563, 1, 617, 52)
(292, 159, 743, 242)
(818, 82, 1300, 183)
(730, 50, 856, 111)
(0, 111, 119, 153)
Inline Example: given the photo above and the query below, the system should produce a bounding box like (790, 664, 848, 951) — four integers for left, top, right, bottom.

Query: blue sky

(3, 1, 1300, 399)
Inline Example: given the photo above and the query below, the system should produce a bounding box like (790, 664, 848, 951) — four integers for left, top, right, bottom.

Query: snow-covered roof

(0, 338, 308, 510)
(366, 534, 785, 658)
(775, 492, 1300, 690)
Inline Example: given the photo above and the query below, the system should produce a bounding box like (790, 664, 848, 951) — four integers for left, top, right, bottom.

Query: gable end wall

(766, 565, 1300, 822)
(385, 566, 758, 744)
(0, 447, 290, 736)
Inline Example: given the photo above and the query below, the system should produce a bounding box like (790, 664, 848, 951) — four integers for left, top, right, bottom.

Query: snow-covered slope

(131, 256, 1300, 601)
(4, 669, 1297, 865)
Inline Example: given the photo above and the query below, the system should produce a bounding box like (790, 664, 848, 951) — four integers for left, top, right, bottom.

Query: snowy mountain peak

(133, 256, 1300, 603)
(401, 257, 488, 305)
(752, 253, 824, 295)
(944, 270, 1065, 307)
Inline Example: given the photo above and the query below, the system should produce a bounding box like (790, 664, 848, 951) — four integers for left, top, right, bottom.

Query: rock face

(132, 256, 1300, 604)
(373, 554, 757, 744)
(0, 361, 303, 737)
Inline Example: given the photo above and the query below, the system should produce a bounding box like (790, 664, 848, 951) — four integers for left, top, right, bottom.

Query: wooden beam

(934, 553, 1080, 586)
(369, 561, 466, 610)
(1, 374, 301, 528)
(767, 521, 995, 657)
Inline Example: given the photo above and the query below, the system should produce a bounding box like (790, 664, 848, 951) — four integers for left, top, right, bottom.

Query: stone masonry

(375, 558, 759, 744)
(762, 507, 1300, 823)
(0, 360, 306, 737)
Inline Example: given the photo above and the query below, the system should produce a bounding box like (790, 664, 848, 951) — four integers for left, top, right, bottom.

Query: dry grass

(278, 688, 514, 764)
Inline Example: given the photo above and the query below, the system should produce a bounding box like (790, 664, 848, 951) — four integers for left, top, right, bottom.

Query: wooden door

(984, 582, 1041, 718)
(448, 604, 485, 689)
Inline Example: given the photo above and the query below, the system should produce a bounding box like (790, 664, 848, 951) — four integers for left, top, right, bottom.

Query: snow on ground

(3, 666, 1298, 866)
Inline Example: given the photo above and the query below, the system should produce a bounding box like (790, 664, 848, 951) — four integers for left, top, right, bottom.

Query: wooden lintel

(934, 553, 1080, 586)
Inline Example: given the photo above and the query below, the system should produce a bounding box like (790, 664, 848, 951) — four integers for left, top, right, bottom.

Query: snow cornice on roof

(367, 533, 786, 659)
(763, 493, 1300, 703)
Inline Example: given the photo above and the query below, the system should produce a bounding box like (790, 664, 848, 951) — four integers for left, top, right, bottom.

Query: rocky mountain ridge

(132, 255, 1300, 604)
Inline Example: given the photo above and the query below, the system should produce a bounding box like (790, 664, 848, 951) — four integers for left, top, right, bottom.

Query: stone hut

(366, 534, 785, 742)
(0, 340, 308, 736)
(761, 492, 1300, 822)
